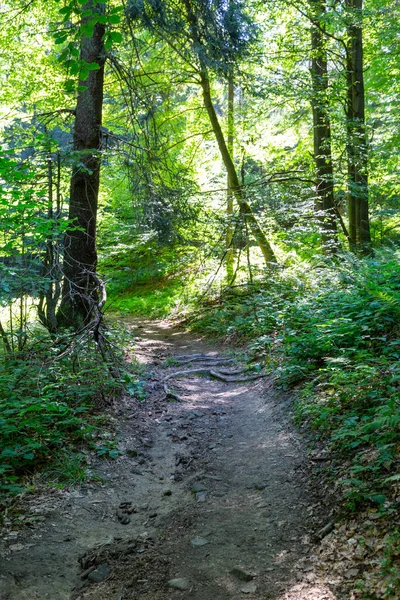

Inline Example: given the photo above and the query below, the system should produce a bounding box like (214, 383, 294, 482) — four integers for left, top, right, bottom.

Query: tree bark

(182, 0, 276, 266)
(226, 73, 235, 281)
(200, 73, 276, 265)
(58, 1, 106, 328)
(345, 0, 371, 253)
(310, 0, 338, 252)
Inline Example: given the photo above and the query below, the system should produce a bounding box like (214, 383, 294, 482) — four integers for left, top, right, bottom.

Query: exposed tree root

(163, 383, 186, 403)
(209, 369, 267, 383)
(215, 367, 245, 375)
(174, 355, 233, 366)
(164, 367, 214, 382)
(176, 360, 234, 368)
(162, 361, 267, 402)
(173, 353, 218, 360)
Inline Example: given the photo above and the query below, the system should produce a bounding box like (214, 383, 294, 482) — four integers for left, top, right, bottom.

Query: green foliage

(43, 452, 92, 486)
(0, 334, 123, 497)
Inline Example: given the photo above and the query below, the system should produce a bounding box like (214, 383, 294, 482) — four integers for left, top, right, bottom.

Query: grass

(107, 277, 188, 317)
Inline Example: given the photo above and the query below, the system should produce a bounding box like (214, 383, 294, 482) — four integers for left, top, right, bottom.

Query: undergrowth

(0, 323, 139, 500)
(190, 251, 400, 511)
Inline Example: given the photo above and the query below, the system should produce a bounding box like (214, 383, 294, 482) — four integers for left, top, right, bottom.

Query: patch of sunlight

(277, 582, 337, 600)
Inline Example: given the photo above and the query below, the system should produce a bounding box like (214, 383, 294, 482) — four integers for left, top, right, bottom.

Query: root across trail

(0, 320, 336, 600)
(163, 354, 267, 402)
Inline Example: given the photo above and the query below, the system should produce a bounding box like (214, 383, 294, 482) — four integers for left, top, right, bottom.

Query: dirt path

(0, 320, 337, 600)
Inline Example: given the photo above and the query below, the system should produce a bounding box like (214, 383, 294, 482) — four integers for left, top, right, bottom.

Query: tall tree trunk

(182, 0, 276, 266)
(310, 0, 338, 252)
(345, 0, 371, 252)
(226, 73, 235, 282)
(58, 1, 106, 328)
(200, 74, 276, 265)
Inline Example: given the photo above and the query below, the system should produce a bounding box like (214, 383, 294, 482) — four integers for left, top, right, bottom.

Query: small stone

(241, 584, 257, 594)
(149, 512, 158, 518)
(246, 481, 266, 491)
(208, 444, 216, 450)
(87, 564, 111, 583)
(195, 491, 207, 503)
(213, 491, 225, 498)
(116, 510, 130, 525)
(192, 482, 207, 493)
(168, 578, 190, 590)
(163, 489, 172, 496)
(131, 468, 143, 475)
(191, 537, 209, 547)
(9, 544, 24, 552)
(231, 567, 254, 582)
(81, 566, 96, 580)
(126, 448, 138, 457)
(344, 568, 360, 579)
(193, 410, 204, 418)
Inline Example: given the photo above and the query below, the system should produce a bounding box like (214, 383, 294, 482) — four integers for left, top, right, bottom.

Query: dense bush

(0, 334, 125, 496)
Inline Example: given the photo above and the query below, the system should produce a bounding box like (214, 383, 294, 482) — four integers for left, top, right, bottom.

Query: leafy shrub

(0, 335, 123, 496)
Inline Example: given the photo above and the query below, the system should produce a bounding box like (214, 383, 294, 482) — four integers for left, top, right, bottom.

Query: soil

(0, 319, 338, 600)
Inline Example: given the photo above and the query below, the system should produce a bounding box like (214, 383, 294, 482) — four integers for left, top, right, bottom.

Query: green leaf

(59, 6, 71, 16)
(54, 32, 69, 44)
(110, 31, 122, 44)
(86, 62, 101, 71)
(384, 474, 400, 483)
(367, 494, 386, 505)
(79, 68, 89, 81)
(104, 35, 113, 50)
(23, 452, 35, 460)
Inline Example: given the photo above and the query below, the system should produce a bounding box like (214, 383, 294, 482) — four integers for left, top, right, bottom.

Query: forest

(0, 0, 399, 598)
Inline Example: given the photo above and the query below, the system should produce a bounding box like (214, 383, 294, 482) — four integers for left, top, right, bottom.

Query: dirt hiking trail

(0, 320, 337, 600)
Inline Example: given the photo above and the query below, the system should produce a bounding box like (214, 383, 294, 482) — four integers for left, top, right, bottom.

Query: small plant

(95, 440, 122, 460)
(43, 452, 90, 487)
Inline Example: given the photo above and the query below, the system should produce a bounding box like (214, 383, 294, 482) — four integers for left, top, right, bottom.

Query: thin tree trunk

(226, 73, 235, 282)
(182, 0, 276, 266)
(58, 1, 106, 328)
(310, 0, 338, 252)
(38, 155, 60, 333)
(201, 74, 276, 265)
(345, 0, 371, 253)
